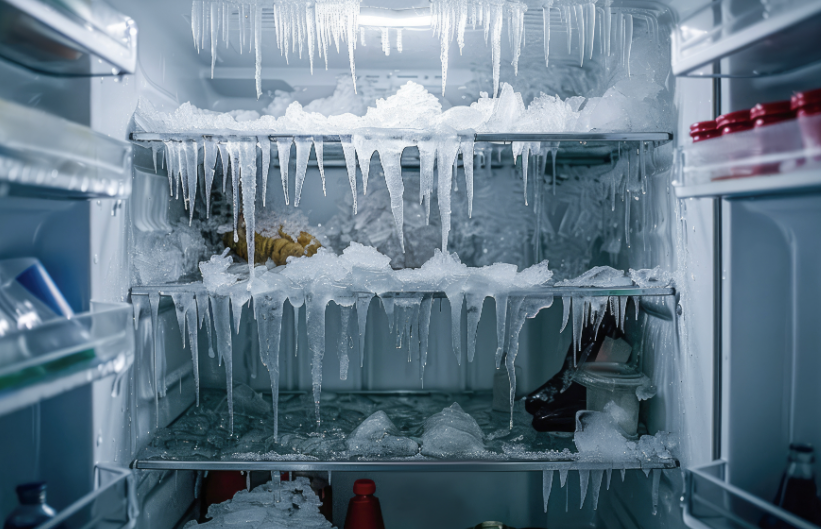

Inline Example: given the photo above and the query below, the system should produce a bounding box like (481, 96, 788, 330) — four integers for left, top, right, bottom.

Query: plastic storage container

(575, 362, 653, 437)
(792, 88, 821, 157)
(689, 120, 720, 143)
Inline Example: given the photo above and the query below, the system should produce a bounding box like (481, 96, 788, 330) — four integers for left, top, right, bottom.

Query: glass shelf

(0, 301, 134, 417)
(683, 460, 819, 529)
(132, 390, 678, 473)
(0, 98, 132, 199)
(0, 0, 138, 76)
(674, 167, 821, 199)
(35, 465, 138, 529)
(672, 0, 821, 77)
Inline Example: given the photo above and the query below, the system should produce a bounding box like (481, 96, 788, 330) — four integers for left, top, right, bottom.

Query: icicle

(632, 296, 640, 321)
(227, 143, 240, 242)
(148, 291, 163, 428)
(437, 133, 461, 252)
(381, 27, 390, 56)
(179, 141, 190, 206)
(352, 135, 376, 196)
(306, 295, 329, 427)
(396, 28, 403, 53)
(490, 1, 504, 98)
(579, 469, 589, 508)
(624, 14, 633, 76)
(356, 293, 372, 368)
(340, 135, 358, 214)
(560, 468, 568, 488)
(460, 135, 474, 218)
(239, 142, 258, 284)
(651, 468, 660, 515)
(306, 4, 316, 74)
(542, 2, 552, 67)
(546, 142, 559, 195)
(276, 137, 293, 205)
(563, 5, 572, 54)
(196, 293, 214, 359)
(619, 296, 628, 330)
(418, 139, 436, 224)
(574, 4, 584, 67)
(447, 292, 464, 366)
(584, 1, 595, 60)
(604, 0, 612, 56)
(360, 26, 366, 46)
(338, 304, 352, 380)
(465, 293, 484, 363)
(313, 137, 326, 196)
(493, 294, 508, 369)
(419, 295, 433, 385)
(606, 468, 612, 490)
(255, 291, 285, 440)
(543, 469, 554, 513)
(620, 468, 626, 482)
(150, 143, 162, 174)
(257, 137, 270, 208)
(254, 4, 262, 99)
(210, 3, 218, 78)
(591, 469, 604, 510)
(293, 136, 312, 207)
(572, 297, 584, 353)
(218, 143, 230, 194)
(377, 140, 407, 253)
(186, 141, 199, 225)
(163, 142, 175, 196)
(203, 139, 217, 217)
(507, 2, 526, 75)
(192, 1, 202, 51)
(210, 295, 234, 435)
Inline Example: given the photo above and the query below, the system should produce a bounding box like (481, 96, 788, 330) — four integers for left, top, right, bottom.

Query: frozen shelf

(0, 98, 132, 199)
(674, 167, 821, 199)
(132, 390, 678, 473)
(131, 283, 675, 299)
(0, 0, 137, 76)
(0, 302, 134, 417)
(683, 460, 818, 529)
(672, 0, 821, 77)
(36, 465, 138, 529)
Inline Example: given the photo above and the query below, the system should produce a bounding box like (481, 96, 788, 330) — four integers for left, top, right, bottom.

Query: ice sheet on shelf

(185, 476, 333, 529)
(137, 388, 675, 469)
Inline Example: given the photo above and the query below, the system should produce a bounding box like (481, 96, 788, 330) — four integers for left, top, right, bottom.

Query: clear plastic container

(575, 362, 653, 438)
(792, 88, 821, 158)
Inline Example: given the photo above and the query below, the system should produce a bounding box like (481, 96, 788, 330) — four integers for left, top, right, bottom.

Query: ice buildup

(421, 402, 486, 457)
(346, 410, 419, 457)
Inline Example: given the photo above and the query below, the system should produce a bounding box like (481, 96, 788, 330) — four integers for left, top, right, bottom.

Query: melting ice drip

(190, 0, 361, 99)
(153, 129, 476, 283)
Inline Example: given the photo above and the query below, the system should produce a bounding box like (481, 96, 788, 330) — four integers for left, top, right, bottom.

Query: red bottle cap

(750, 100, 795, 127)
(689, 120, 720, 142)
(792, 88, 821, 117)
(353, 479, 376, 495)
(716, 109, 752, 135)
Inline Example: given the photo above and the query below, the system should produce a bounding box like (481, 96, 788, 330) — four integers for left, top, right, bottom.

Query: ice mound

(185, 477, 333, 529)
(345, 410, 419, 457)
(362, 82, 442, 129)
(514, 260, 553, 288)
(556, 266, 633, 288)
(132, 220, 210, 285)
(421, 403, 486, 458)
(200, 248, 239, 292)
(574, 402, 674, 461)
(303, 77, 367, 117)
(629, 267, 672, 288)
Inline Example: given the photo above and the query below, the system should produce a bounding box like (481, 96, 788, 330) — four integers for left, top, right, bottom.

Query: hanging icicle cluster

(190, 0, 361, 99)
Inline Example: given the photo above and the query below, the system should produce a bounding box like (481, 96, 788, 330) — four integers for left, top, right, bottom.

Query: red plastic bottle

(689, 120, 721, 143)
(344, 479, 385, 529)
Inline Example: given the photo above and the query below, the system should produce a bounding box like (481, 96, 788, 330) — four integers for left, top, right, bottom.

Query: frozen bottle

(344, 479, 385, 529)
(3, 482, 57, 529)
(759, 443, 821, 529)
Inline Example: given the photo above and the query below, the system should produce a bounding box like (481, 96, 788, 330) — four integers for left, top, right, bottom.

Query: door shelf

(0, 99, 132, 200)
(0, 301, 134, 417)
(672, 0, 821, 77)
(674, 167, 821, 199)
(132, 390, 678, 473)
(0, 0, 137, 76)
(35, 465, 138, 529)
(683, 460, 819, 529)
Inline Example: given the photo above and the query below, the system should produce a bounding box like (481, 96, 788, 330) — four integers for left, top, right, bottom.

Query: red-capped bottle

(344, 479, 385, 529)
(689, 120, 720, 143)
(716, 109, 753, 135)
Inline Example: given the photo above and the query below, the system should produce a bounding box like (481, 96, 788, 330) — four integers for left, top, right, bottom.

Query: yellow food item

(223, 218, 321, 266)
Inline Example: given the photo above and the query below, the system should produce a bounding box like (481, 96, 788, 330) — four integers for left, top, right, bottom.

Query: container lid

(575, 362, 651, 391)
(750, 100, 793, 120)
(16, 482, 46, 505)
(792, 88, 821, 110)
(716, 109, 751, 127)
(689, 120, 716, 136)
(353, 479, 376, 495)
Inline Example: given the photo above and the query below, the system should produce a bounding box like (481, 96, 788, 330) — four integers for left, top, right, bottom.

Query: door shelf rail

(683, 460, 820, 529)
(35, 465, 138, 529)
(0, 302, 134, 417)
(0, 99, 132, 200)
(674, 167, 821, 199)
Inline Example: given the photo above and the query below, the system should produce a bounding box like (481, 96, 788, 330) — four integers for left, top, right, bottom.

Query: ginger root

(224, 220, 321, 266)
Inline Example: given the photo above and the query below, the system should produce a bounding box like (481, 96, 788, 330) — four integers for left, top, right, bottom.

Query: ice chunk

(421, 403, 486, 458)
(629, 267, 672, 288)
(556, 266, 632, 287)
(345, 410, 419, 457)
(574, 403, 633, 457)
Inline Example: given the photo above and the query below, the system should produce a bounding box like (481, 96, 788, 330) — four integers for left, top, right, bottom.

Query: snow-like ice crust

(184, 476, 333, 529)
(345, 410, 419, 457)
(421, 402, 487, 457)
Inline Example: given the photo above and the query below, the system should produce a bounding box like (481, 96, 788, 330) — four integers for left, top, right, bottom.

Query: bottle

(526, 313, 625, 432)
(759, 443, 821, 529)
(3, 482, 57, 529)
(344, 479, 385, 529)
